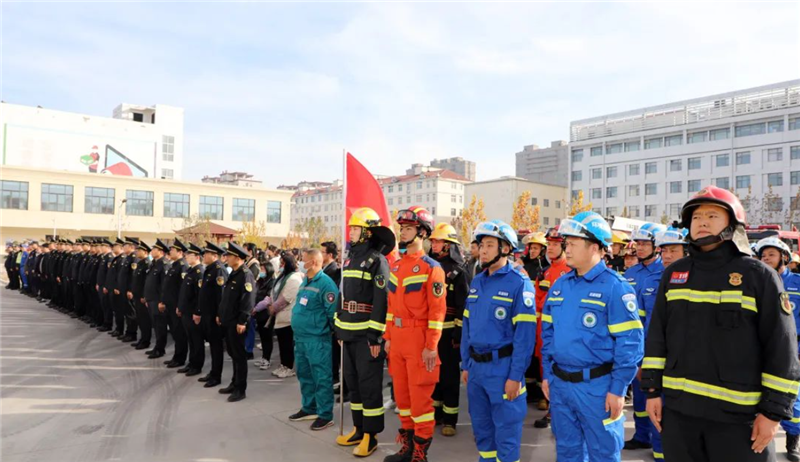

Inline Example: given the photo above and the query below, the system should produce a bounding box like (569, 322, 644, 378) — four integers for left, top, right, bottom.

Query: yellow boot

(353, 433, 378, 457)
(336, 428, 363, 446)
(441, 425, 457, 437)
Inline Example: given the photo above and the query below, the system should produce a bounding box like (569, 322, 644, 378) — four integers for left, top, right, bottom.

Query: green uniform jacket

(291, 270, 339, 342)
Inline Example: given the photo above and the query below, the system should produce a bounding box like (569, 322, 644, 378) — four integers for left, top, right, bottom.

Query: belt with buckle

(469, 344, 513, 363)
(552, 363, 613, 383)
(343, 300, 372, 314)
(392, 317, 428, 328)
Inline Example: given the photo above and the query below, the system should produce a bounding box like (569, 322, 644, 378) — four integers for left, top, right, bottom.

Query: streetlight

(117, 199, 127, 239)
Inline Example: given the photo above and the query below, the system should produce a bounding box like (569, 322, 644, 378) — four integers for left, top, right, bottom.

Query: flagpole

(338, 148, 347, 437)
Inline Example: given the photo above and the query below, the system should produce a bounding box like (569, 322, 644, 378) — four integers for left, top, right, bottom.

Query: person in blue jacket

(541, 211, 644, 462)
(755, 236, 800, 462)
(460, 220, 538, 462)
(622, 222, 665, 453)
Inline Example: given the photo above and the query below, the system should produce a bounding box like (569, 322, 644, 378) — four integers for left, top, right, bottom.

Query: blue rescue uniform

(781, 267, 800, 437)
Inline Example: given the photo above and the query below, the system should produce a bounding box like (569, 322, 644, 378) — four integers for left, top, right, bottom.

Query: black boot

(623, 438, 652, 450)
(383, 429, 414, 462)
(410, 436, 431, 462)
(788, 433, 800, 462)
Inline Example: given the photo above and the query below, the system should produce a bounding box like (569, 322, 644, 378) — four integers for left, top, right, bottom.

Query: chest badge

(582, 312, 598, 328)
(198, 280, 203, 288)
(131, 263, 137, 270)
(729, 273, 743, 287)
(670, 271, 689, 284)
(494, 306, 507, 320)
(412, 265, 420, 273)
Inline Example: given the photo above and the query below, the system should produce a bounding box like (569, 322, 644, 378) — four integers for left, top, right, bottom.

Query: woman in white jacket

(267, 253, 303, 378)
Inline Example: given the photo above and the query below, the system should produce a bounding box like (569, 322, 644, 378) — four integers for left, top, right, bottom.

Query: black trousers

(136, 298, 152, 344)
(183, 311, 205, 370)
(275, 326, 294, 368)
(225, 323, 247, 392)
(74, 282, 85, 316)
(102, 291, 114, 328)
(342, 338, 385, 434)
(662, 407, 775, 462)
(112, 293, 126, 332)
(203, 315, 224, 380)
(151, 300, 169, 353)
(167, 305, 187, 363)
(92, 288, 104, 325)
(124, 297, 138, 337)
(432, 329, 461, 426)
(257, 316, 275, 361)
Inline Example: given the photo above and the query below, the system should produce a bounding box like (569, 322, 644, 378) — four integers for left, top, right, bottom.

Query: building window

(555, 218, 561, 225)
(736, 151, 751, 165)
(543, 217, 550, 226)
(645, 162, 657, 174)
(543, 199, 550, 207)
(572, 190, 580, 199)
(629, 205, 640, 218)
(688, 157, 701, 170)
(164, 193, 190, 218)
(767, 148, 783, 162)
(388, 186, 394, 193)
(790, 118, 800, 131)
(397, 197, 403, 205)
(417, 181, 423, 189)
(669, 181, 682, 194)
(388, 198, 394, 206)
(267, 201, 282, 223)
(767, 120, 784, 133)
(715, 177, 730, 189)
(688, 132, 707, 144)
(629, 164, 640, 176)
(606, 187, 618, 199)
(590, 146, 603, 157)
(451, 194, 457, 203)
(41, 183, 73, 212)
(451, 208, 457, 216)
(1, 180, 29, 210)
(736, 175, 751, 189)
(556, 200, 561, 209)
(606, 207, 618, 216)
(709, 127, 730, 140)
(768, 173, 784, 187)
(571, 149, 584, 162)
(606, 143, 622, 154)
(398, 184, 403, 192)
(85, 187, 115, 214)
(591, 168, 602, 180)
(688, 180, 701, 193)
(624, 141, 640, 152)
(735, 122, 766, 137)
(645, 183, 657, 196)
(791, 172, 800, 186)
(628, 185, 640, 197)
(162, 135, 175, 162)
(766, 197, 784, 212)
(232, 198, 255, 222)
(591, 188, 602, 200)
(606, 166, 618, 178)
(645, 138, 663, 150)
(126, 190, 154, 216)
(571, 171, 582, 181)
(716, 154, 730, 167)
(416, 194, 422, 202)
(792, 197, 800, 211)
(665, 135, 683, 147)
(670, 159, 682, 172)
(645, 205, 657, 218)
(531, 197, 538, 206)
(669, 203, 682, 218)
(792, 146, 800, 160)
(199, 195, 223, 220)
(162, 169, 174, 179)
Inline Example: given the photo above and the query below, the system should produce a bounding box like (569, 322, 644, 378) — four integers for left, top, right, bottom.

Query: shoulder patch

(782, 292, 793, 315)
(432, 282, 444, 298)
(375, 274, 386, 289)
(216, 276, 225, 286)
(326, 292, 336, 304)
(181, 272, 186, 279)
(622, 293, 638, 313)
(245, 282, 253, 292)
(523, 291, 535, 307)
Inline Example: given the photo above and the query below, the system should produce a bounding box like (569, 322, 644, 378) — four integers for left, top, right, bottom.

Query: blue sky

(3, 2, 799, 187)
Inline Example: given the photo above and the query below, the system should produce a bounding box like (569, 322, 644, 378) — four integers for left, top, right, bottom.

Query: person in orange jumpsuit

(533, 227, 572, 428)
(384, 206, 447, 462)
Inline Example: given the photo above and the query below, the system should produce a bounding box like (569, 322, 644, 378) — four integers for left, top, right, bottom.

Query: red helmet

(680, 185, 746, 228)
(545, 226, 563, 242)
(396, 206, 434, 235)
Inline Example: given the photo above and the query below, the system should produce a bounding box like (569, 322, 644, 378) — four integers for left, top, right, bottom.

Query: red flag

(345, 152, 391, 225)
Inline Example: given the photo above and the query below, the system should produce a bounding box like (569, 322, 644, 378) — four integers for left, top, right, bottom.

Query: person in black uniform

(37, 242, 50, 302)
(428, 223, 470, 437)
(322, 241, 346, 395)
(334, 208, 394, 457)
(197, 241, 228, 388)
(642, 185, 800, 462)
(77, 240, 93, 323)
(67, 239, 82, 318)
(162, 239, 189, 368)
(130, 241, 151, 350)
(4, 242, 15, 290)
(105, 238, 124, 335)
(178, 243, 204, 376)
(87, 240, 103, 327)
(116, 237, 138, 343)
(145, 239, 169, 359)
(217, 242, 256, 402)
(96, 239, 114, 332)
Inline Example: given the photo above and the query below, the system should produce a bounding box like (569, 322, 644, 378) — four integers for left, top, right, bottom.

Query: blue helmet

(655, 227, 689, 248)
(632, 222, 667, 243)
(558, 211, 613, 248)
(473, 220, 519, 251)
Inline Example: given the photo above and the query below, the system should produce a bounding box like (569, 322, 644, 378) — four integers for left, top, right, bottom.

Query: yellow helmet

(348, 207, 382, 228)
(612, 230, 630, 245)
(522, 232, 547, 247)
(429, 223, 460, 245)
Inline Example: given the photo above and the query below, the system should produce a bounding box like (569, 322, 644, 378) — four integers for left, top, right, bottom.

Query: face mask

(259, 272, 266, 279)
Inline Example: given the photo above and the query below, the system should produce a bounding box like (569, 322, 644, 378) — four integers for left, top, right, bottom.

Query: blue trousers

(245, 318, 256, 353)
(781, 395, 800, 436)
(466, 356, 527, 462)
(631, 376, 652, 444)
(550, 373, 624, 462)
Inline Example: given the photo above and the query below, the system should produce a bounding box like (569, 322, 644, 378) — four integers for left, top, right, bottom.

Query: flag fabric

(345, 152, 391, 226)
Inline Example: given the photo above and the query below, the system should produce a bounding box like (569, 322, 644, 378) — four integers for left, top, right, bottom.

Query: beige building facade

(465, 177, 569, 230)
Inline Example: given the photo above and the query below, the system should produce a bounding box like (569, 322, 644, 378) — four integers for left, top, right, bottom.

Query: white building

(1, 102, 184, 180)
(569, 80, 800, 225)
(290, 170, 472, 234)
(465, 177, 568, 230)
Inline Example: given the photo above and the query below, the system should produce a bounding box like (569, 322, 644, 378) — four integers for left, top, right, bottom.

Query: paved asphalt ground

(0, 288, 789, 462)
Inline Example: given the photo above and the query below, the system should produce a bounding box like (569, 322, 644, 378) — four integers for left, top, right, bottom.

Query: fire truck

(746, 225, 800, 252)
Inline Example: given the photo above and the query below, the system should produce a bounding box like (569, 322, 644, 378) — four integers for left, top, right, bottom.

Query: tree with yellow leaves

(456, 195, 487, 245)
(237, 219, 267, 248)
(568, 190, 592, 216)
(510, 191, 541, 232)
(282, 231, 303, 249)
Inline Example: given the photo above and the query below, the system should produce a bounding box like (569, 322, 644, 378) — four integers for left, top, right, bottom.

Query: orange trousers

(388, 326, 440, 439)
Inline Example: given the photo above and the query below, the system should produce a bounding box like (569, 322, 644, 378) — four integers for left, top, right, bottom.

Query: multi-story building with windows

(569, 80, 800, 225)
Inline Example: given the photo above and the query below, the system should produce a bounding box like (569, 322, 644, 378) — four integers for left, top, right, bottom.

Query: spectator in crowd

(268, 252, 303, 378)
(252, 261, 277, 371)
